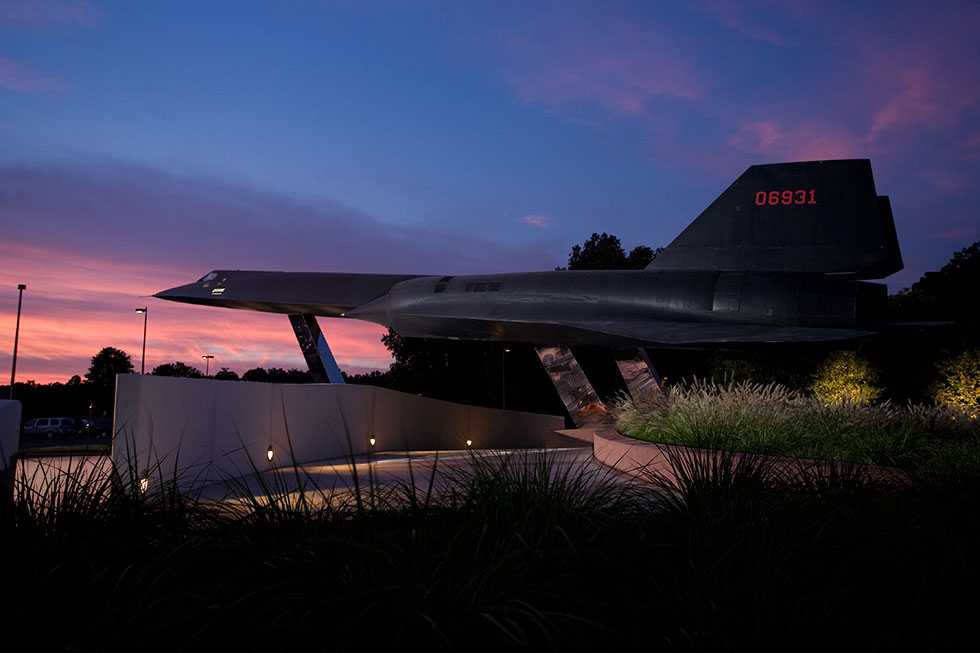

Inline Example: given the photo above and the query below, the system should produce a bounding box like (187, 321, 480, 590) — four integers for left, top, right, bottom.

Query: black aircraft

(156, 159, 903, 423)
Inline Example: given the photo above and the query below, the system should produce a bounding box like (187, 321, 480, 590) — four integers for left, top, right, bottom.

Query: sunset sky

(2, 1, 979, 384)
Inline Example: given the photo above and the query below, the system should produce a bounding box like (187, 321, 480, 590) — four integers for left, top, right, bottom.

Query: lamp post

(9, 284, 26, 400)
(202, 354, 214, 377)
(134, 307, 148, 374)
(502, 347, 510, 410)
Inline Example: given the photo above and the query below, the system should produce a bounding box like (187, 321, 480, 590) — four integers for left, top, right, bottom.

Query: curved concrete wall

(593, 427, 907, 484)
(112, 375, 568, 486)
(0, 400, 21, 469)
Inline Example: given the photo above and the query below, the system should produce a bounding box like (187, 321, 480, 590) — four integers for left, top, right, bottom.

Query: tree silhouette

(213, 368, 240, 380)
(566, 233, 661, 270)
(568, 233, 628, 269)
(891, 241, 980, 326)
(242, 367, 270, 382)
(626, 244, 662, 269)
(85, 347, 134, 388)
(151, 362, 203, 378)
(241, 367, 312, 383)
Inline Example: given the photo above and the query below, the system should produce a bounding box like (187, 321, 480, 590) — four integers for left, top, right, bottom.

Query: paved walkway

(196, 446, 628, 505)
(12, 439, 641, 509)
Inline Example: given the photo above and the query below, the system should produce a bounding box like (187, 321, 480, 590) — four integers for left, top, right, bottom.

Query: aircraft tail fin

(647, 159, 903, 279)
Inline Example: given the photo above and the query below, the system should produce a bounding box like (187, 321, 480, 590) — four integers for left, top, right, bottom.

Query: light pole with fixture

(202, 354, 214, 376)
(134, 307, 148, 374)
(9, 284, 26, 400)
(502, 346, 511, 410)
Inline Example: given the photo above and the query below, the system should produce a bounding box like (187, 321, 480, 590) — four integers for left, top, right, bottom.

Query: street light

(9, 284, 26, 400)
(502, 347, 511, 410)
(134, 307, 148, 374)
(202, 354, 214, 376)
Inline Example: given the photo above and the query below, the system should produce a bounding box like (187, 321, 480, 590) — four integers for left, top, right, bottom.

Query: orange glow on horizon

(0, 242, 392, 384)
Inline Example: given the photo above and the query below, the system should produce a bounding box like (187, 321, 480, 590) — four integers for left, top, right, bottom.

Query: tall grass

(615, 378, 979, 472)
(2, 422, 979, 651)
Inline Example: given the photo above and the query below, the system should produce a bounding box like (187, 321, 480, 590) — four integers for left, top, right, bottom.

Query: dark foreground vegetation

(3, 448, 978, 652)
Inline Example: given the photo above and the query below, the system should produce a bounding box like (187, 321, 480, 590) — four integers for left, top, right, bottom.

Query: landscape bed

(615, 379, 980, 478)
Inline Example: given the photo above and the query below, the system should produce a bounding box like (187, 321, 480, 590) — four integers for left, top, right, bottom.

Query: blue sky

(1, 0, 979, 381)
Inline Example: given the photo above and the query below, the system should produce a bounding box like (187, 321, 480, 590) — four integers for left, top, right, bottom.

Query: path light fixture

(266, 445, 274, 462)
(369, 436, 376, 447)
(466, 439, 472, 447)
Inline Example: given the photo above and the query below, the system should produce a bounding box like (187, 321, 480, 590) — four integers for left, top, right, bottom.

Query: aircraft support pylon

(288, 314, 345, 384)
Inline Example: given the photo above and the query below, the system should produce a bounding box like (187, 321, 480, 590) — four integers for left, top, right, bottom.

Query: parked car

(78, 418, 112, 439)
(23, 417, 80, 438)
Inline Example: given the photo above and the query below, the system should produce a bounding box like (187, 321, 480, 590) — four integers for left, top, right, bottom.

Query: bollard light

(466, 439, 473, 447)
(369, 436, 376, 447)
(139, 478, 149, 494)
(266, 445, 274, 462)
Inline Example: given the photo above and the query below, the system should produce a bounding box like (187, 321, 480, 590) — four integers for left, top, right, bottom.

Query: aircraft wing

(155, 270, 424, 316)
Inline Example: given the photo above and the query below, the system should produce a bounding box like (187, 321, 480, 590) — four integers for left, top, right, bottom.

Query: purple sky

(1, 0, 978, 383)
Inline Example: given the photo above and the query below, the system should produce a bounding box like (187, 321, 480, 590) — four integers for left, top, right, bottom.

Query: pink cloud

(504, 16, 703, 118)
(929, 225, 979, 241)
(869, 67, 946, 138)
(961, 130, 980, 159)
(521, 214, 551, 228)
(922, 169, 970, 193)
(0, 0, 97, 25)
(860, 9, 980, 144)
(0, 56, 64, 92)
(726, 119, 864, 161)
(694, 0, 801, 47)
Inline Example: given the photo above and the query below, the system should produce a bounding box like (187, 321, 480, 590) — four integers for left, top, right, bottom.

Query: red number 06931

(754, 190, 816, 206)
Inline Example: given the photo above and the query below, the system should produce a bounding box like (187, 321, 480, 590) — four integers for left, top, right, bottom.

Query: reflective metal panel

(535, 346, 610, 426)
(614, 348, 664, 401)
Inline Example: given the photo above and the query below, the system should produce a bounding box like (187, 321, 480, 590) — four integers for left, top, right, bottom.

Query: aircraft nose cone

(154, 281, 207, 301)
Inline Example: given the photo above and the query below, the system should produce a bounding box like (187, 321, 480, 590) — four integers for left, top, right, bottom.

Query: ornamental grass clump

(615, 378, 980, 472)
(615, 378, 812, 454)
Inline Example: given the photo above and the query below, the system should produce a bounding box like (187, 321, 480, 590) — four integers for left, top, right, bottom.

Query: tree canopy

(213, 368, 240, 381)
(151, 362, 203, 378)
(565, 232, 661, 270)
(891, 240, 980, 325)
(85, 347, 134, 387)
(242, 367, 313, 383)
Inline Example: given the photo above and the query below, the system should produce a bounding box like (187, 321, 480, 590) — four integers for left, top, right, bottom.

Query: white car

(23, 417, 79, 438)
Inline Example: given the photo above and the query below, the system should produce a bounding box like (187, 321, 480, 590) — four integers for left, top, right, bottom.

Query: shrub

(811, 350, 881, 405)
(934, 348, 980, 418)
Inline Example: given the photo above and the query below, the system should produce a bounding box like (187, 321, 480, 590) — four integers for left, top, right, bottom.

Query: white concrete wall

(0, 400, 21, 469)
(112, 376, 567, 486)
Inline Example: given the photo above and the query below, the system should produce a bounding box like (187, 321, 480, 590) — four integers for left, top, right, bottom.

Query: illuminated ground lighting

(369, 436, 377, 447)
(266, 445, 274, 462)
(466, 439, 473, 447)
(139, 478, 149, 493)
